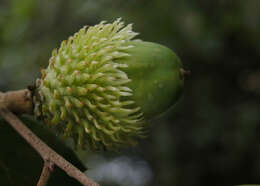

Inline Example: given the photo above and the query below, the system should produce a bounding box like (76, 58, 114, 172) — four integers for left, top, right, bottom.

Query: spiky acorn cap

(35, 18, 184, 151)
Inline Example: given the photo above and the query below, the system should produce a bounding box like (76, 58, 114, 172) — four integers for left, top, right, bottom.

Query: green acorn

(34, 18, 184, 151)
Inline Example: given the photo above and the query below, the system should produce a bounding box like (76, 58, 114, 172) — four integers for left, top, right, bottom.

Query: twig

(37, 160, 54, 186)
(0, 105, 99, 186)
(0, 89, 33, 114)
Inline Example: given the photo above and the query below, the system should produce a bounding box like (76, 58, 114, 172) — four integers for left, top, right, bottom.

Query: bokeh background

(1, 0, 260, 186)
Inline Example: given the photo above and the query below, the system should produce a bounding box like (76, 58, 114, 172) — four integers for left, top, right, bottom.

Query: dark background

(1, 0, 260, 186)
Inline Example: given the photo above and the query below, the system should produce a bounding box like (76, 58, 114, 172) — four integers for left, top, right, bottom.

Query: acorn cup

(34, 18, 185, 151)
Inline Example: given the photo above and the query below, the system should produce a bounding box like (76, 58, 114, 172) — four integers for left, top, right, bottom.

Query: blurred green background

(1, 0, 260, 186)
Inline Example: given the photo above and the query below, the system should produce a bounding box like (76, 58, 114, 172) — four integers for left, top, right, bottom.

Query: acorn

(34, 18, 184, 151)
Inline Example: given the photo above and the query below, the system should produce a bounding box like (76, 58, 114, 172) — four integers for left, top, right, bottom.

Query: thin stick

(37, 160, 54, 186)
(0, 89, 33, 114)
(0, 108, 99, 186)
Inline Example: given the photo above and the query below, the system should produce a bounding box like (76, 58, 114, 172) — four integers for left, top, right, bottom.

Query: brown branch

(0, 89, 33, 114)
(37, 160, 54, 186)
(0, 90, 100, 186)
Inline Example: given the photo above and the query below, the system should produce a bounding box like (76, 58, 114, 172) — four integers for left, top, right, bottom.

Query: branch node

(0, 92, 99, 186)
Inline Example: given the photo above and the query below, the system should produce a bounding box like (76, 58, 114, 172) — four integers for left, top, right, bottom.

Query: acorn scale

(34, 18, 184, 151)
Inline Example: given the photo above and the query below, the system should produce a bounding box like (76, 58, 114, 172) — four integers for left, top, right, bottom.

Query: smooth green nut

(117, 40, 183, 119)
(34, 19, 184, 151)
